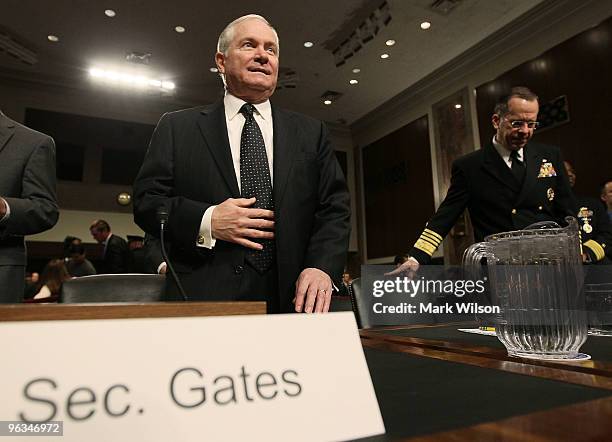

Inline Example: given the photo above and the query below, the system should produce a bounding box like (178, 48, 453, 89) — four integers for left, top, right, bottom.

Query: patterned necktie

(239, 103, 274, 273)
(510, 150, 525, 184)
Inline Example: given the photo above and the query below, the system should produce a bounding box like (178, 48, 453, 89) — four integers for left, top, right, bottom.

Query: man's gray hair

(216, 14, 279, 56)
(494, 86, 539, 116)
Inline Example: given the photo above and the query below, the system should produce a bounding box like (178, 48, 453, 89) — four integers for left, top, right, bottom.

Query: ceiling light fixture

(303, 41, 314, 48)
(161, 81, 175, 90)
(105, 9, 116, 18)
(175, 26, 186, 33)
(380, 53, 389, 59)
(323, 100, 332, 105)
(455, 104, 462, 109)
(352, 68, 361, 74)
(349, 79, 358, 85)
(88, 67, 175, 91)
(420, 21, 431, 30)
(385, 39, 395, 46)
(47, 35, 59, 42)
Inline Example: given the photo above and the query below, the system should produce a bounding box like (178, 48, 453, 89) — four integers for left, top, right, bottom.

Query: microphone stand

(158, 211, 188, 301)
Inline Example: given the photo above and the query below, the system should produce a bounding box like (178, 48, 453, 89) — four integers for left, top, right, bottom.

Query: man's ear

(215, 52, 225, 74)
(492, 113, 500, 130)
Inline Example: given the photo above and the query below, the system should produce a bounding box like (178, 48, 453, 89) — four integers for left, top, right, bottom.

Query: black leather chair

(60, 274, 166, 303)
(348, 278, 368, 328)
(348, 277, 438, 329)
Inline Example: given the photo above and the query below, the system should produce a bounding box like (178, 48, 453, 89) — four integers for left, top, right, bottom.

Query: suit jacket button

(511, 209, 517, 215)
(234, 265, 244, 274)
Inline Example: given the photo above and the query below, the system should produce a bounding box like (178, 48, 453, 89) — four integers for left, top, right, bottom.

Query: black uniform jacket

(409, 142, 577, 264)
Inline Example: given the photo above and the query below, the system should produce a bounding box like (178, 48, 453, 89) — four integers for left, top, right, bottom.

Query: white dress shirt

(492, 135, 524, 169)
(197, 93, 274, 249)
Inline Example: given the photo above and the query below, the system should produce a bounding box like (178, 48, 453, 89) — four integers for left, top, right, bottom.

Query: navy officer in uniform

(564, 161, 611, 265)
(395, 86, 578, 270)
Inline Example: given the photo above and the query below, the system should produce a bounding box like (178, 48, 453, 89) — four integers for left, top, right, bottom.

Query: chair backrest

(349, 277, 438, 329)
(60, 274, 165, 303)
(329, 295, 354, 313)
(349, 278, 368, 328)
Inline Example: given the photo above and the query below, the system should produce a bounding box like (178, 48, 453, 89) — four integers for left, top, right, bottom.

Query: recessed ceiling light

(420, 21, 431, 30)
(104, 9, 116, 18)
(385, 39, 395, 46)
(380, 53, 389, 59)
(323, 99, 332, 105)
(303, 41, 314, 48)
(349, 79, 358, 85)
(175, 26, 186, 33)
(352, 68, 361, 74)
(47, 35, 59, 42)
(455, 104, 462, 109)
(161, 81, 175, 90)
(209, 67, 219, 73)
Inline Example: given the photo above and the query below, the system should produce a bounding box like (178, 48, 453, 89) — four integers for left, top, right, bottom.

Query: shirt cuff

(157, 262, 167, 274)
(196, 205, 217, 249)
(0, 198, 10, 224)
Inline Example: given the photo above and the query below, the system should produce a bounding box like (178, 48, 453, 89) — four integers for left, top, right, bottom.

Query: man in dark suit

(395, 87, 577, 270)
(0, 111, 58, 302)
(133, 14, 350, 313)
(89, 219, 130, 273)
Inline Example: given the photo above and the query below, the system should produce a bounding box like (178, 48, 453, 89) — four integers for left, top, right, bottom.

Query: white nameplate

(1, 312, 384, 441)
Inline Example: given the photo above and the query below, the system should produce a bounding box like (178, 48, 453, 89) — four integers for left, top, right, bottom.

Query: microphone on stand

(156, 206, 188, 301)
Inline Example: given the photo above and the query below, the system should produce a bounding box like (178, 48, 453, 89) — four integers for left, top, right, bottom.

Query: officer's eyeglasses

(506, 119, 540, 129)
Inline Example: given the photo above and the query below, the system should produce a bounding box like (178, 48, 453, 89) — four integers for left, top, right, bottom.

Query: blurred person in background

(66, 242, 97, 277)
(33, 259, 71, 300)
(23, 272, 39, 300)
(601, 180, 612, 223)
(89, 219, 130, 273)
(564, 161, 611, 264)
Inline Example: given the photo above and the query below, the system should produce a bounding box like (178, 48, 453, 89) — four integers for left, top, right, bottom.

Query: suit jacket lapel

(272, 106, 297, 207)
(481, 142, 520, 193)
(0, 113, 16, 155)
(197, 101, 240, 197)
(516, 142, 541, 204)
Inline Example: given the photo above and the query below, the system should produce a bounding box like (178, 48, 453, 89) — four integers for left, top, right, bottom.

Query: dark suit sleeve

(301, 122, 351, 282)
(409, 160, 470, 264)
(106, 236, 130, 273)
(1, 136, 58, 237)
(133, 114, 212, 249)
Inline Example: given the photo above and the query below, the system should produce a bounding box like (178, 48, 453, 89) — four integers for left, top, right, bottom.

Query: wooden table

(360, 323, 612, 441)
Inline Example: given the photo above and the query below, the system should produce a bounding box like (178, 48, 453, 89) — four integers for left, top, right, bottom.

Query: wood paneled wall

(362, 115, 433, 259)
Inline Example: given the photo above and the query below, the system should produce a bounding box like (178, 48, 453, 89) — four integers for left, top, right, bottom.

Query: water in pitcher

(463, 218, 587, 359)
